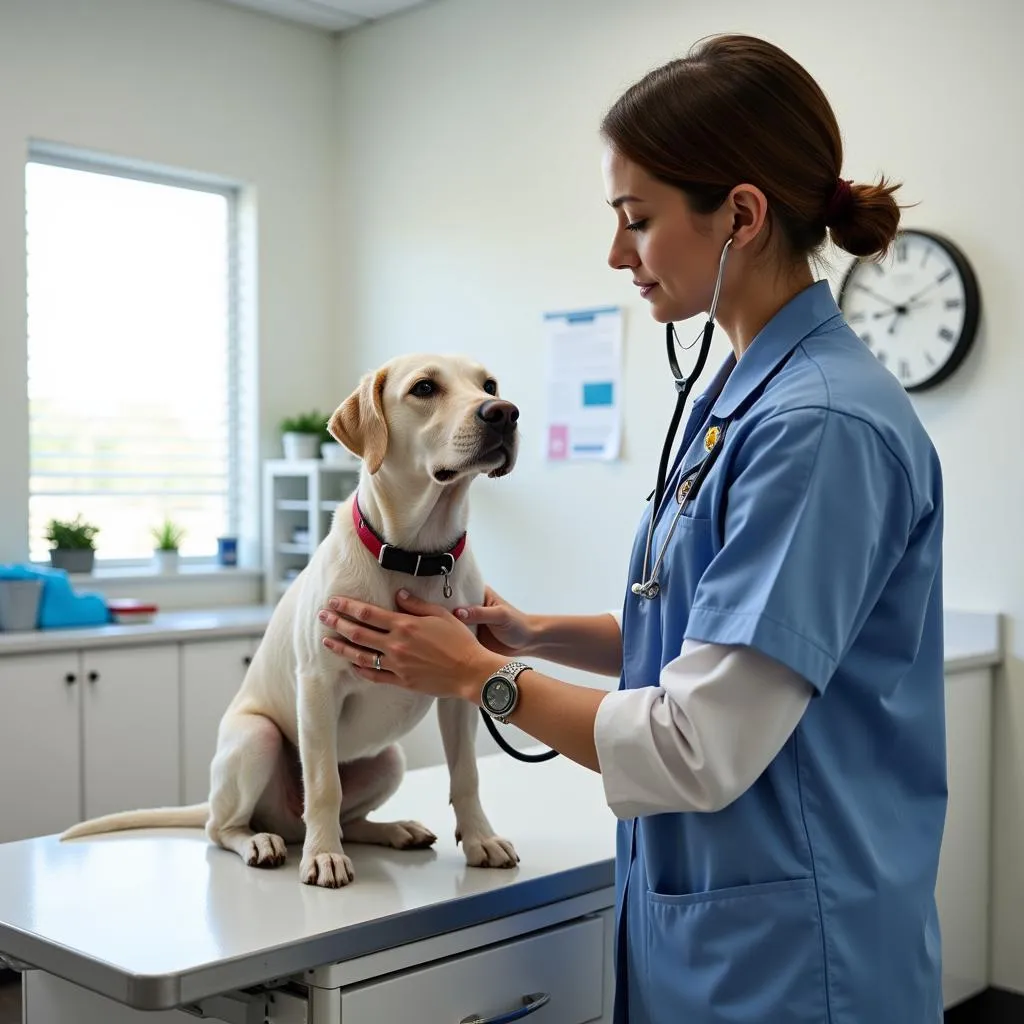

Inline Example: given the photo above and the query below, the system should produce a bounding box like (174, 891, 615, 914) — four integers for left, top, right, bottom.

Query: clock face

(837, 229, 980, 391)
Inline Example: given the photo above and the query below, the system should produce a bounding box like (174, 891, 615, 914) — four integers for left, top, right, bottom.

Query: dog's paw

(342, 816, 437, 850)
(380, 820, 438, 850)
(300, 850, 355, 888)
(460, 833, 519, 869)
(244, 832, 287, 868)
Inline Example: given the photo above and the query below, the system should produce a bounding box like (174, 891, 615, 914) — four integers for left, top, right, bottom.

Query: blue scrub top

(614, 279, 946, 1024)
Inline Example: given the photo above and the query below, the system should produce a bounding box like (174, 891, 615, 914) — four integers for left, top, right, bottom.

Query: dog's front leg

(296, 672, 353, 887)
(437, 697, 518, 869)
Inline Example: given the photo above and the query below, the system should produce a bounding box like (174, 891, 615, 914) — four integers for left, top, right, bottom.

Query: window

(25, 149, 241, 565)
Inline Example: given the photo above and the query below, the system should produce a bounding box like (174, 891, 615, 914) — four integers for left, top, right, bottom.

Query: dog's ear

(328, 368, 388, 474)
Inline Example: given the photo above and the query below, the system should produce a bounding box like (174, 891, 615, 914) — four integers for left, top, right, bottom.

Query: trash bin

(0, 578, 43, 631)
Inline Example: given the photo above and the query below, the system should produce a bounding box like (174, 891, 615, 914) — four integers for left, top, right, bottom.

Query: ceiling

(206, 0, 433, 32)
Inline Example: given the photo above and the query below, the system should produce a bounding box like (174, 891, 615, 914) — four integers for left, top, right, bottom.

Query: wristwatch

(480, 660, 531, 723)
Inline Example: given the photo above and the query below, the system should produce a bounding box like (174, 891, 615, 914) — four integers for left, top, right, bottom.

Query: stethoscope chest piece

(631, 580, 660, 600)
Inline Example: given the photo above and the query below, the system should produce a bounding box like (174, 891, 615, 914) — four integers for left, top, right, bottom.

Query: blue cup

(217, 536, 238, 567)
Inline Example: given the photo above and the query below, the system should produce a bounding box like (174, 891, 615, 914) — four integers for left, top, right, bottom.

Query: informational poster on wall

(542, 305, 623, 461)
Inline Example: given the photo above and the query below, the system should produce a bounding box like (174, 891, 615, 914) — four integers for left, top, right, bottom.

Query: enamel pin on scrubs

(632, 238, 732, 601)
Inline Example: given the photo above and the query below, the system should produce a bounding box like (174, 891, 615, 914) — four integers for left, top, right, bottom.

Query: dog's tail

(60, 803, 210, 840)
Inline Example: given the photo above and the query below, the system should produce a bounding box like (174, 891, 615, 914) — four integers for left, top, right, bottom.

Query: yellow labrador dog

(61, 353, 520, 888)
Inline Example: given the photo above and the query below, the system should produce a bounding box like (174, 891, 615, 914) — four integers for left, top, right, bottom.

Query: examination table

(0, 750, 617, 1023)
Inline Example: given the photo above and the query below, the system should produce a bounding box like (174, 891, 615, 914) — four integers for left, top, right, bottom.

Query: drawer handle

(460, 992, 550, 1024)
(87, 670, 99, 682)
(64, 672, 77, 685)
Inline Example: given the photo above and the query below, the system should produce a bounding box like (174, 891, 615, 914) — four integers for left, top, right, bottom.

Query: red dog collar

(352, 495, 466, 583)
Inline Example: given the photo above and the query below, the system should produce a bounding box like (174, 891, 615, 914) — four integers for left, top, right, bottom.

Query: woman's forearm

(522, 612, 623, 677)
(463, 650, 607, 773)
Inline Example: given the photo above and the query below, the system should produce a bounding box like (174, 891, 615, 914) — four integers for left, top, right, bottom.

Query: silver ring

(373, 652, 382, 671)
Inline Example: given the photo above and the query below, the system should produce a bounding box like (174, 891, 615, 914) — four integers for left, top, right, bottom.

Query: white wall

(333, 0, 1024, 992)
(0, 0, 340, 602)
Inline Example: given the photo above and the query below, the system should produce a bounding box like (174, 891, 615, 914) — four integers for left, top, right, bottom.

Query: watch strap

(495, 660, 530, 683)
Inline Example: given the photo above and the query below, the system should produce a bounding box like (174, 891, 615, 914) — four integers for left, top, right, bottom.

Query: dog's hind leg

(339, 744, 437, 850)
(205, 712, 289, 868)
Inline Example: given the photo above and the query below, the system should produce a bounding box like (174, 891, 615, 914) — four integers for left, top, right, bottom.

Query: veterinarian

(318, 33, 946, 1024)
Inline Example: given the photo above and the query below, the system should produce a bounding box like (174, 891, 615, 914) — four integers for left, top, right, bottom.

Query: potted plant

(280, 411, 329, 460)
(151, 518, 185, 574)
(44, 515, 100, 574)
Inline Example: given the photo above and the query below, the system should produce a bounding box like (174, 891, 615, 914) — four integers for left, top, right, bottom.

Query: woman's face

(603, 146, 729, 324)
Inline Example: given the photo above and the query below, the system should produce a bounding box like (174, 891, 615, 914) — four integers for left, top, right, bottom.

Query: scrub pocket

(648, 512, 716, 601)
(645, 877, 828, 1024)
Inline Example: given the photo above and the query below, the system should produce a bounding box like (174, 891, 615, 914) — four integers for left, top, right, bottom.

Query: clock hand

(853, 283, 899, 310)
(905, 273, 949, 305)
(872, 298, 931, 320)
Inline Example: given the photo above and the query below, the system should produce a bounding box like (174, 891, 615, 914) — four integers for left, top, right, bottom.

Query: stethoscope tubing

(634, 237, 733, 600)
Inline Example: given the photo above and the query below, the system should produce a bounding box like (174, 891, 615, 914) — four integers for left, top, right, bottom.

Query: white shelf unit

(261, 459, 361, 602)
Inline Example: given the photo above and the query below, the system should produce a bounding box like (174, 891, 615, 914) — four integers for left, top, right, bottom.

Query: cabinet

(22, 904, 616, 1024)
(181, 636, 262, 804)
(0, 632, 266, 844)
(0, 652, 81, 842)
(82, 646, 180, 820)
(0, 647, 180, 841)
(339, 915, 607, 1023)
(934, 665, 993, 1007)
(25, 973, 195, 1022)
(262, 459, 359, 602)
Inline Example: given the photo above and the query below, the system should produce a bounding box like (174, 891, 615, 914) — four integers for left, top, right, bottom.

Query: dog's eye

(483, 379, 498, 395)
(409, 379, 436, 398)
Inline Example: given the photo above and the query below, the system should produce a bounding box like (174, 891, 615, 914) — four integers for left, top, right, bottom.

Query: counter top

(0, 604, 275, 655)
(0, 604, 1004, 670)
(0, 750, 616, 1010)
(942, 608, 1002, 673)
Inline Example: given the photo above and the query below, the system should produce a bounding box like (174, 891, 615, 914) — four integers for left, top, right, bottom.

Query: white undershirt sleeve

(593, 636, 813, 819)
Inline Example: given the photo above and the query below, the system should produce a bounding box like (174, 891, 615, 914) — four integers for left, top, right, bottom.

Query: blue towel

(0, 564, 110, 628)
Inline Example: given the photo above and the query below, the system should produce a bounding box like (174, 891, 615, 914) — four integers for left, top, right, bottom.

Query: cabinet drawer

(339, 915, 606, 1024)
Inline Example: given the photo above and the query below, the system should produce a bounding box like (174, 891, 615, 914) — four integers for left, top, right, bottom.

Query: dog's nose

(476, 399, 519, 433)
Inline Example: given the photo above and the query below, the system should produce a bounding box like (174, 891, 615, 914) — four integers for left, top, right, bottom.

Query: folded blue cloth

(0, 564, 110, 628)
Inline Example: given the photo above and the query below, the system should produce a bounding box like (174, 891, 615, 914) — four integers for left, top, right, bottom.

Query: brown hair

(600, 34, 902, 261)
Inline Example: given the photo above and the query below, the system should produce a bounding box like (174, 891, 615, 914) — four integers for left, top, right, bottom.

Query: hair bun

(825, 178, 855, 227)
(827, 176, 902, 261)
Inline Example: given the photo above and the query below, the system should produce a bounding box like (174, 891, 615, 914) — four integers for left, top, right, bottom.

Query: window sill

(65, 565, 264, 586)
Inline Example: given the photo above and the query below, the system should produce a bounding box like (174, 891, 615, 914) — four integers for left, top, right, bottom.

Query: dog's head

(328, 353, 519, 486)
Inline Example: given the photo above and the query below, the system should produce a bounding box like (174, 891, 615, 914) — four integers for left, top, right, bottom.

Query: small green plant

(45, 515, 100, 550)
(280, 410, 331, 444)
(151, 518, 185, 551)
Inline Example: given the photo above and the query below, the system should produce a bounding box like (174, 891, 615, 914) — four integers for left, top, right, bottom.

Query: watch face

(837, 229, 980, 392)
(483, 677, 514, 715)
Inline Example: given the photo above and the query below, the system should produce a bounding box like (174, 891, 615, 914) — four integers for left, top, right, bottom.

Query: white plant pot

(282, 432, 321, 460)
(321, 441, 361, 467)
(153, 549, 179, 574)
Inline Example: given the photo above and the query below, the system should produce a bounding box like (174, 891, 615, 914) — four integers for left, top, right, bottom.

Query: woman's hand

(453, 586, 536, 657)
(318, 588, 505, 701)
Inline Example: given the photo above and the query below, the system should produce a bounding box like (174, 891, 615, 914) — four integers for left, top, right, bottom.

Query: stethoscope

(632, 236, 733, 601)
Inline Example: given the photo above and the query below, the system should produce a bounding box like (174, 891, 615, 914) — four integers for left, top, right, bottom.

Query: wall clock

(836, 228, 981, 391)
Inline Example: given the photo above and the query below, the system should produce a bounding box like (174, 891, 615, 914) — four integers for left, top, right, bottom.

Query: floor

(0, 973, 19, 1024)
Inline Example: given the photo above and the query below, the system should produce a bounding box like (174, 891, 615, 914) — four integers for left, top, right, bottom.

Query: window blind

(25, 152, 240, 563)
